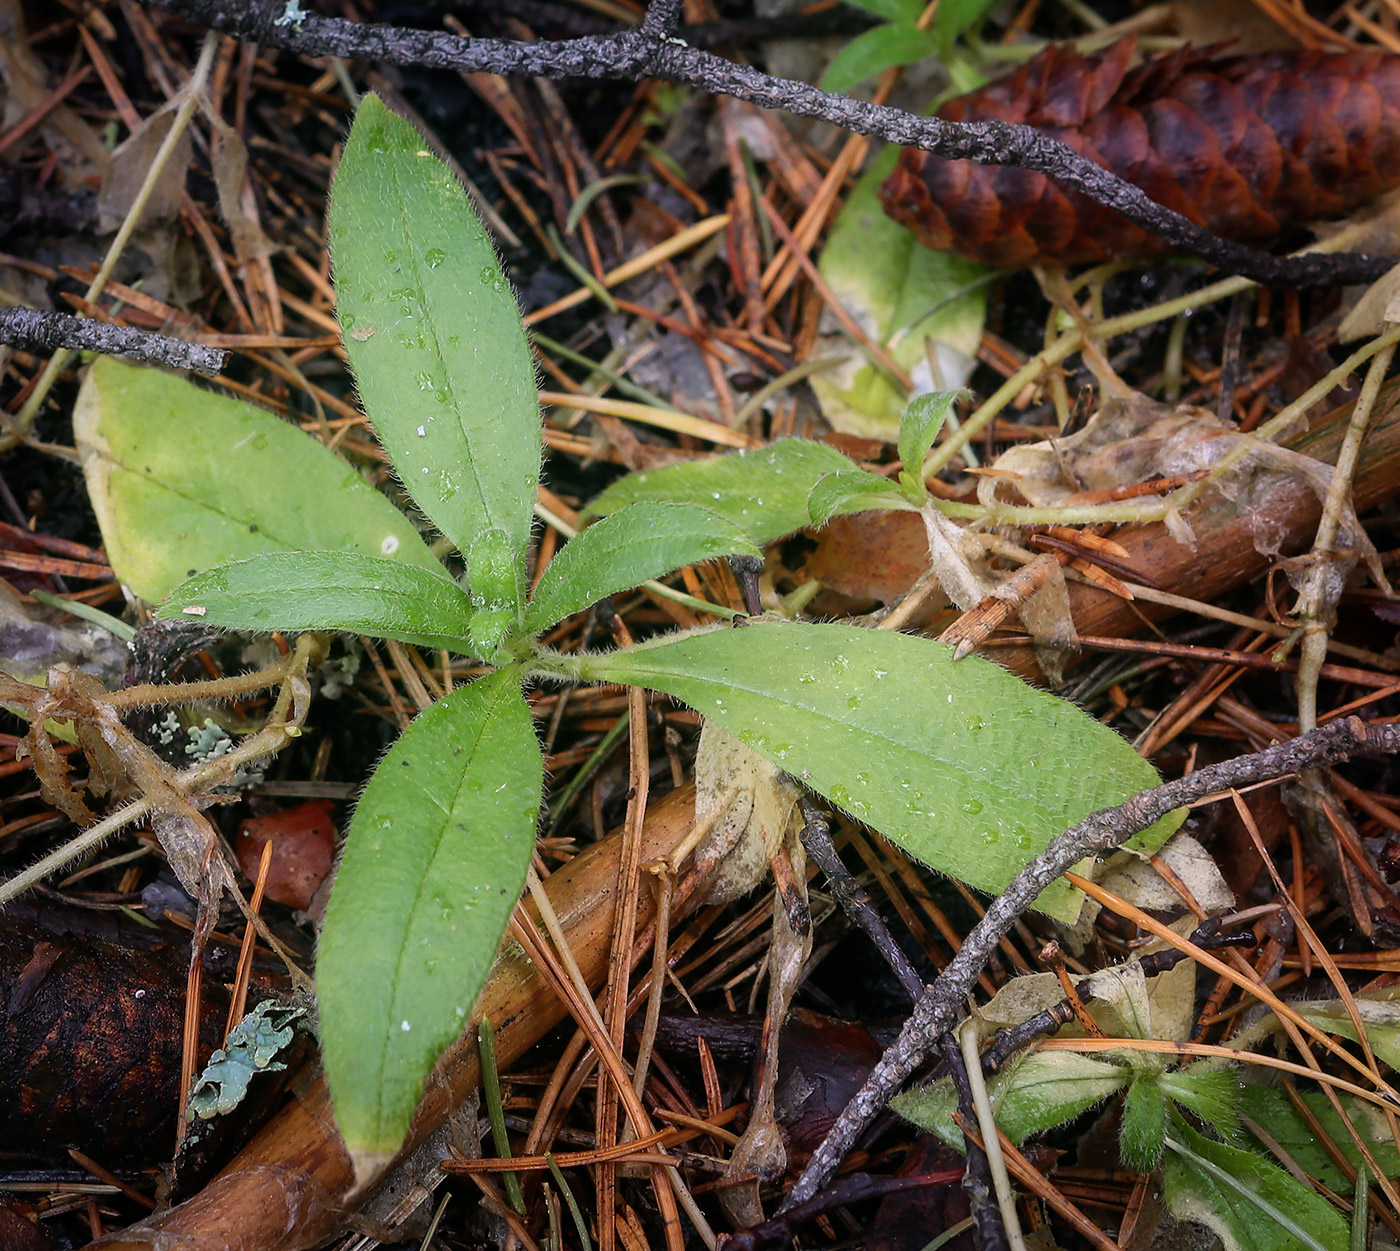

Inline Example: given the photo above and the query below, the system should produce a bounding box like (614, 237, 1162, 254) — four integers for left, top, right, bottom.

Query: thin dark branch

(717, 1170, 963, 1251)
(784, 715, 1400, 1209)
(980, 920, 1255, 1073)
(0, 307, 226, 377)
(799, 797, 925, 1003)
(142, 0, 1394, 289)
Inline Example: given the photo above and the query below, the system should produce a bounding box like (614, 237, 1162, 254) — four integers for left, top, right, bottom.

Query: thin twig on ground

(139, 0, 1395, 289)
(0, 307, 227, 377)
(785, 715, 1400, 1209)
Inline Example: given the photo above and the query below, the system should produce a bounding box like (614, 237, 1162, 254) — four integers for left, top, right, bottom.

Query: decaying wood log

(89, 783, 701, 1251)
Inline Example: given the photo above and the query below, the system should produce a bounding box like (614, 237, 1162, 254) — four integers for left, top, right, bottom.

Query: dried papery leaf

(97, 103, 192, 235)
(694, 721, 804, 904)
(983, 392, 1386, 582)
(202, 105, 280, 334)
(0, 584, 128, 691)
(1338, 260, 1400, 341)
(721, 861, 812, 1227)
(882, 38, 1400, 267)
(1096, 833, 1236, 918)
(920, 503, 996, 611)
(20, 668, 123, 825)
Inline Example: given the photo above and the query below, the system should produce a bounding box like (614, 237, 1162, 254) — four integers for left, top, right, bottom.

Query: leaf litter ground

(4, 2, 1400, 1249)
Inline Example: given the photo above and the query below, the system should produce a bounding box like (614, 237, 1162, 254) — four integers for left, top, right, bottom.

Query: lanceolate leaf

(317, 668, 542, 1175)
(1165, 1114, 1347, 1251)
(1240, 1088, 1400, 1191)
(73, 357, 441, 602)
(821, 24, 939, 95)
(893, 1050, 1130, 1152)
(330, 95, 540, 562)
(1120, 1076, 1167, 1172)
(158, 552, 475, 652)
(572, 622, 1181, 920)
(898, 391, 962, 490)
(1161, 1067, 1241, 1141)
(584, 439, 856, 544)
(526, 503, 760, 634)
(807, 469, 908, 527)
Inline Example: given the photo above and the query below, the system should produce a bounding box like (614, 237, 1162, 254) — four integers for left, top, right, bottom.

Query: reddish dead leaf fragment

(235, 800, 337, 912)
(881, 38, 1400, 266)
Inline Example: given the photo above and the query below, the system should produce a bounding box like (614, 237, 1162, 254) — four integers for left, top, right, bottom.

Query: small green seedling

(892, 962, 1376, 1251)
(820, 0, 999, 95)
(78, 96, 1182, 1175)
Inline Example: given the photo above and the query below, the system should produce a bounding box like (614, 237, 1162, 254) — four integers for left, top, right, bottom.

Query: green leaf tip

(897, 389, 967, 502)
(331, 93, 541, 564)
(318, 669, 542, 1171)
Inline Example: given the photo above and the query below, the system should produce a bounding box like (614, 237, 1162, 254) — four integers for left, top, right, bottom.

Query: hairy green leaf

(807, 470, 909, 527)
(330, 95, 540, 561)
(1240, 1088, 1400, 1190)
(1165, 1114, 1347, 1251)
(1161, 1067, 1240, 1141)
(893, 1050, 1130, 1152)
(526, 503, 759, 634)
(158, 552, 475, 651)
(467, 526, 525, 657)
(1121, 1076, 1167, 1172)
(1298, 994, 1400, 1071)
(898, 391, 963, 493)
(821, 24, 939, 95)
(73, 358, 440, 602)
(570, 621, 1182, 920)
(317, 668, 542, 1175)
(585, 440, 855, 544)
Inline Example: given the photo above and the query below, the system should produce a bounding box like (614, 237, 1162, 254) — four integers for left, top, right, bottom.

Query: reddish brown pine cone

(879, 37, 1400, 267)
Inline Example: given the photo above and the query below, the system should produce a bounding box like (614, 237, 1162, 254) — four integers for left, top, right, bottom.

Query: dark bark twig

(0, 306, 227, 377)
(799, 796, 925, 1003)
(980, 920, 1256, 1073)
(140, 0, 1395, 289)
(717, 1169, 963, 1251)
(784, 715, 1400, 1209)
